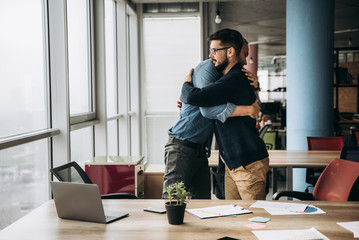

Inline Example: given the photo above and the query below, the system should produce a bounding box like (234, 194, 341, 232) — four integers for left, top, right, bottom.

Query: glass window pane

(105, 0, 117, 117)
(107, 119, 118, 155)
(0, 139, 49, 230)
(70, 127, 93, 167)
(0, 0, 47, 138)
(67, 0, 91, 115)
(143, 17, 201, 113)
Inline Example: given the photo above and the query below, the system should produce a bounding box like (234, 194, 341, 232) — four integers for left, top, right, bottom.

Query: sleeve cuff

(216, 103, 236, 123)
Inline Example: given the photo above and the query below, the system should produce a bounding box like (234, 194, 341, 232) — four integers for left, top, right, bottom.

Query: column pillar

(286, 0, 334, 190)
(245, 44, 258, 77)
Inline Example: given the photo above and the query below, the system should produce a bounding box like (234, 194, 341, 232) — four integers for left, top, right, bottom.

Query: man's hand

(177, 98, 182, 111)
(242, 68, 259, 89)
(230, 99, 261, 119)
(249, 99, 261, 119)
(184, 68, 194, 83)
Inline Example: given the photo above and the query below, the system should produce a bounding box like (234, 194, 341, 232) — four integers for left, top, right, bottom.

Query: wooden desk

(1, 200, 358, 239)
(209, 150, 340, 192)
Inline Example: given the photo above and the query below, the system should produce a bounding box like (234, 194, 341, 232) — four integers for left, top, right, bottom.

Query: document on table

(250, 201, 326, 215)
(250, 201, 308, 212)
(337, 221, 359, 238)
(186, 205, 252, 219)
(252, 227, 329, 240)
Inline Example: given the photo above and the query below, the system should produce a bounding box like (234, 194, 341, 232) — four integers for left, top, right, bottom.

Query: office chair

(50, 161, 137, 199)
(262, 131, 278, 150)
(306, 136, 344, 151)
(352, 129, 359, 146)
(305, 136, 344, 191)
(273, 158, 359, 201)
(340, 145, 359, 162)
(259, 127, 276, 195)
(258, 124, 272, 139)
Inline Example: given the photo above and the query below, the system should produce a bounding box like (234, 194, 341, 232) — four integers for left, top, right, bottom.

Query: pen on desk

(195, 209, 221, 215)
(233, 205, 245, 210)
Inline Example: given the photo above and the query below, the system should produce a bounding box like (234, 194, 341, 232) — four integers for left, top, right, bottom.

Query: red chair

(273, 158, 359, 201)
(305, 136, 344, 190)
(306, 136, 344, 150)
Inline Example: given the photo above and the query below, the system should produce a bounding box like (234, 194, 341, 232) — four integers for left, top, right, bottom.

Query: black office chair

(50, 161, 137, 199)
(340, 145, 359, 162)
(339, 145, 359, 201)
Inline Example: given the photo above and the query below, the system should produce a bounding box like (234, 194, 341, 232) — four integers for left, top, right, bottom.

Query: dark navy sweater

(181, 63, 268, 169)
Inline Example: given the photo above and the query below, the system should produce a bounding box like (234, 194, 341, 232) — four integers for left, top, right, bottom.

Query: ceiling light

(215, 1, 221, 24)
(215, 9, 221, 24)
(348, 36, 352, 46)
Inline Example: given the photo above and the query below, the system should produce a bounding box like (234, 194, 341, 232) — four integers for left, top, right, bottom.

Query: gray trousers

(162, 139, 211, 199)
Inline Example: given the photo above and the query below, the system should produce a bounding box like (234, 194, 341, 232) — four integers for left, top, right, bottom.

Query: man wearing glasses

(162, 37, 260, 199)
(181, 29, 269, 200)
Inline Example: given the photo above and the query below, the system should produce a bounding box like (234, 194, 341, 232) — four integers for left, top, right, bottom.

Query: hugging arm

(183, 68, 260, 122)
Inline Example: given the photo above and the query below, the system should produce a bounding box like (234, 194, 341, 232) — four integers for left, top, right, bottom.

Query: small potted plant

(164, 181, 190, 225)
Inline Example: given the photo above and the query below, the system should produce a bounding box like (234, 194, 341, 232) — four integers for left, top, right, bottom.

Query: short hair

(208, 28, 244, 57)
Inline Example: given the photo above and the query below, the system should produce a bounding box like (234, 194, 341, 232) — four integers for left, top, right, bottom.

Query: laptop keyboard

(105, 215, 117, 221)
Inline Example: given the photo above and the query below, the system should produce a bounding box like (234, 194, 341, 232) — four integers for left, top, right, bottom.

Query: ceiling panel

(134, 0, 359, 67)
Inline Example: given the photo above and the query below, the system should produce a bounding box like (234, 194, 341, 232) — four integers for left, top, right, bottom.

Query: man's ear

(227, 47, 236, 58)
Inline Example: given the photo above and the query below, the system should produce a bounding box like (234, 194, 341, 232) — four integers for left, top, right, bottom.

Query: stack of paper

(252, 227, 329, 240)
(337, 221, 359, 238)
(250, 201, 326, 215)
(186, 204, 252, 219)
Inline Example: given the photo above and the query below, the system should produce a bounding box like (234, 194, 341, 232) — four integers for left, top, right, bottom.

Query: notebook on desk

(50, 181, 129, 223)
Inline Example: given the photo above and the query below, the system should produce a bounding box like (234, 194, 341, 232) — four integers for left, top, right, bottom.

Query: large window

(105, 0, 140, 156)
(143, 17, 201, 113)
(0, 0, 50, 229)
(0, 140, 49, 229)
(67, 0, 95, 121)
(142, 12, 201, 163)
(0, 0, 47, 138)
(105, 0, 120, 155)
(70, 127, 93, 167)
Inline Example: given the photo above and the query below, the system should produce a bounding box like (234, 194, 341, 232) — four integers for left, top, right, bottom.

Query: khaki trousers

(225, 158, 269, 200)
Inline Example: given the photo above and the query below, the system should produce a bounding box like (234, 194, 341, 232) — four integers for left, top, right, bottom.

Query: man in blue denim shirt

(163, 58, 259, 199)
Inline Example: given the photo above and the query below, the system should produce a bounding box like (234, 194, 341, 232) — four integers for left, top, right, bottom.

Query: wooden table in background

(209, 150, 340, 192)
(0, 199, 358, 240)
(144, 150, 340, 198)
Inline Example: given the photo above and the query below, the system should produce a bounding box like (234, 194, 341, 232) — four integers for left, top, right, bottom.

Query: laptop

(50, 181, 129, 223)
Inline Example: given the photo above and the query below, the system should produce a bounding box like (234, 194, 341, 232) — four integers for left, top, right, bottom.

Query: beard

(214, 57, 229, 73)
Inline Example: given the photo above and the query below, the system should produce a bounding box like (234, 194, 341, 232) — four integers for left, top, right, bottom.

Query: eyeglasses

(209, 47, 230, 55)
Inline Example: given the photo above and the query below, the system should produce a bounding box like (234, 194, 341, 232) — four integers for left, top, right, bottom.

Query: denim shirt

(168, 60, 236, 146)
(180, 63, 268, 169)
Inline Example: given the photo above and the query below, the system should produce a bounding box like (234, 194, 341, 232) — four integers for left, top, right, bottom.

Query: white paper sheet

(264, 205, 326, 215)
(337, 221, 359, 238)
(250, 201, 308, 212)
(186, 204, 252, 219)
(252, 227, 329, 240)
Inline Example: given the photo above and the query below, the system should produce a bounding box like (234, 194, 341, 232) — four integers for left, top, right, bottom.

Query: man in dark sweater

(181, 29, 269, 200)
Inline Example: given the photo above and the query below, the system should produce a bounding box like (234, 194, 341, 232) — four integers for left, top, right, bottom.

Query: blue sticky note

(249, 217, 270, 223)
(304, 206, 317, 213)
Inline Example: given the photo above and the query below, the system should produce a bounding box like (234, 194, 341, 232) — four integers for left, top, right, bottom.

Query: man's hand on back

(184, 68, 194, 83)
(242, 68, 259, 89)
(249, 99, 260, 119)
(177, 98, 182, 111)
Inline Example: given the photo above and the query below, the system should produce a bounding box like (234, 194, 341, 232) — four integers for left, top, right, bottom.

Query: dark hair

(208, 28, 244, 57)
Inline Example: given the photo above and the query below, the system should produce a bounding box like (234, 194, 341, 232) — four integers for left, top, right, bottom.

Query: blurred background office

(1, 0, 358, 230)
